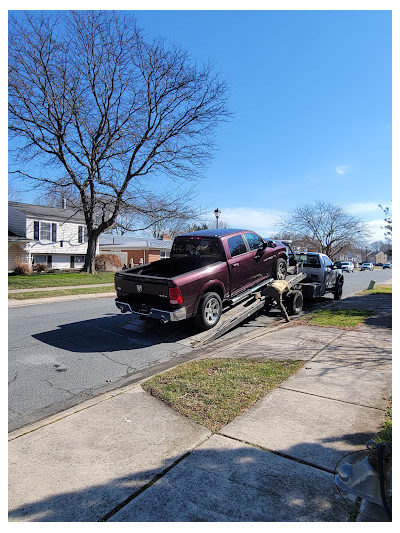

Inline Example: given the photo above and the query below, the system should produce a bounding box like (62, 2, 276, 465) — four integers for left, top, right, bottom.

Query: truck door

(243, 232, 275, 279)
(322, 255, 336, 288)
(226, 234, 257, 295)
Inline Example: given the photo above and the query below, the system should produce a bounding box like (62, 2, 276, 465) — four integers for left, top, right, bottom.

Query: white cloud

(346, 202, 382, 215)
(365, 219, 388, 241)
(335, 165, 349, 175)
(215, 207, 287, 237)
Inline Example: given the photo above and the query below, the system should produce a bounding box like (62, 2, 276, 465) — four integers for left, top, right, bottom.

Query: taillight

(169, 287, 183, 305)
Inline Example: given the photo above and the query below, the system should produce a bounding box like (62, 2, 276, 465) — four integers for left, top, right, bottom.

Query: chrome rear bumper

(115, 300, 187, 323)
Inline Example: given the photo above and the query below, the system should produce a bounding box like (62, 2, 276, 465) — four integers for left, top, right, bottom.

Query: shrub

(33, 263, 48, 273)
(95, 254, 124, 272)
(13, 259, 32, 275)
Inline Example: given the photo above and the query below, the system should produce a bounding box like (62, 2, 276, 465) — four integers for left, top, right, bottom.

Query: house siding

(26, 217, 89, 255)
(8, 202, 98, 271)
(8, 243, 30, 271)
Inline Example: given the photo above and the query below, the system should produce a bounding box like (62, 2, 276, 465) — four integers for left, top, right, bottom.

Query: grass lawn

(142, 358, 303, 432)
(9, 285, 116, 299)
(301, 309, 372, 328)
(359, 284, 392, 295)
(377, 396, 392, 445)
(8, 271, 115, 289)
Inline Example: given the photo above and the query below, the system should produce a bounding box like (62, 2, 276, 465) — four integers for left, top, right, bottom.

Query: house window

(40, 222, 51, 241)
(160, 251, 170, 259)
(78, 226, 87, 244)
(34, 221, 57, 241)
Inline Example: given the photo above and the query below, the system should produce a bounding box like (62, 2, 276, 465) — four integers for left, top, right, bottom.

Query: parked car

(375, 263, 383, 267)
(383, 263, 392, 269)
(333, 261, 354, 273)
(115, 229, 288, 329)
(360, 262, 374, 271)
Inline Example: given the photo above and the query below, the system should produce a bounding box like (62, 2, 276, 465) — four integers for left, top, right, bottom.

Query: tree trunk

(83, 231, 98, 273)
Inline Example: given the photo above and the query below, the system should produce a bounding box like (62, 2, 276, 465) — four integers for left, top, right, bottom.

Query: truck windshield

(171, 237, 223, 261)
(297, 254, 321, 268)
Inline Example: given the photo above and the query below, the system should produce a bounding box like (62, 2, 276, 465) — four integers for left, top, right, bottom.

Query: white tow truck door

(322, 254, 336, 289)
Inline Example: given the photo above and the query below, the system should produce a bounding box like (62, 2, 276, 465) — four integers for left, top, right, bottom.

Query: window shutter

(34, 221, 39, 240)
(52, 223, 57, 242)
(78, 226, 83, 244)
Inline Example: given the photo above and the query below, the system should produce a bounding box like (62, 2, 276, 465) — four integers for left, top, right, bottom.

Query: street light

(214, 208, 221, 229)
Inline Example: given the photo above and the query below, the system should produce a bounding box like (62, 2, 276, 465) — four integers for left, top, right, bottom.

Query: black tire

(333, 277, 344, 300)
(195, 292, 222, 330)
(285, 290, 303, 315)
(274, 258, 287, 280)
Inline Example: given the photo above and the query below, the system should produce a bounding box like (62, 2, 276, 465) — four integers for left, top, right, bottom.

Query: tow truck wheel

(195, 292, 222, 330)
(274, 258, 287, 280)
(285, 290, 303, 315)
(334, 278, 344, 300)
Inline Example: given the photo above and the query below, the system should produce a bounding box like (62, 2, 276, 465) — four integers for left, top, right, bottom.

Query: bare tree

(379, 204, 392, 242)
(279, 201, 370, 258)
(8, 11, 230, 272)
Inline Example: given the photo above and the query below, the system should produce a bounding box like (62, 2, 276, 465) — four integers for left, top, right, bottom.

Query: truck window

(228, 235, 247, 257)
(297, 253, 321, 268)
(171, 237, 223, 260)
(322, 255, 333, 267)
(243, 232, 264, 251)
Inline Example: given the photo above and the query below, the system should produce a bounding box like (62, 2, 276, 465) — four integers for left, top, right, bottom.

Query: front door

(243, 232, 276, 279)
(322, 255, 336, 288)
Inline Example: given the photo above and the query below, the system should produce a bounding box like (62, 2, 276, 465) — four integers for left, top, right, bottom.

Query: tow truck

(189, 246, 344, 347)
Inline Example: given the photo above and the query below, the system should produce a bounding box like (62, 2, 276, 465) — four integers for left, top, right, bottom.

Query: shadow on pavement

(32, 313, 199, 353)
(9, 431, 383, 523)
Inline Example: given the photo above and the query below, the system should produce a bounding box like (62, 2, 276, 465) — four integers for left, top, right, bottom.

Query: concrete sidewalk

(8, 290, 392, 522)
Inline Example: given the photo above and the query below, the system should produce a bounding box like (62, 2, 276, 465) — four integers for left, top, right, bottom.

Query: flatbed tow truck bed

(190, 272, 306, 347)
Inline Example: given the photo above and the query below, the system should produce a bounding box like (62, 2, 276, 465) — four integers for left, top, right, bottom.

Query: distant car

(375, 263, 383, 267)
(383, 263, 392, 269)
(334, 261, 354, 273)
(360, 262, 374, 271)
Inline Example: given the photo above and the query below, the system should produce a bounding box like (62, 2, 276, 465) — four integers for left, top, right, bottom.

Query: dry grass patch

(142, 358, 303, 432)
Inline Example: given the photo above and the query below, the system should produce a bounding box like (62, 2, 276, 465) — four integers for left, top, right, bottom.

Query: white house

(8, 201, 97, 271)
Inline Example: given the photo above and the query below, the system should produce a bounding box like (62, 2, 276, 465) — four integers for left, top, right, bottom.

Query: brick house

(99, 234, 172, 267)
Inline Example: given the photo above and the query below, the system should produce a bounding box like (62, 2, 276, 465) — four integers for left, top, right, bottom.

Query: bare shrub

(13, 259, 32, 275)
(33, 263, 48, 273)
(95, 254, 124, 272)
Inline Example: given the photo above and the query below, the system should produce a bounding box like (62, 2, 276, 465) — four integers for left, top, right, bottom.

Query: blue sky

(7, 6, 392, 242)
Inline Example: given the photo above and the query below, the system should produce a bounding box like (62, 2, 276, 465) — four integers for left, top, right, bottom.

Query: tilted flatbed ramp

(190, 272, 306, 347)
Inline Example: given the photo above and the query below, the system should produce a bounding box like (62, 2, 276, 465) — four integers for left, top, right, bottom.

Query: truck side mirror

(265, 240, 276, 248)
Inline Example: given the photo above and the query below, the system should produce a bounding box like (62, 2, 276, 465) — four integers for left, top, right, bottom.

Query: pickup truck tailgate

(115, 271, 170, 306)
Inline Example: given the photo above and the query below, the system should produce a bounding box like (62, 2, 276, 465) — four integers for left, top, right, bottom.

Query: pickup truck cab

(296, 252, 344, 300)
(115, 229, 288, 329)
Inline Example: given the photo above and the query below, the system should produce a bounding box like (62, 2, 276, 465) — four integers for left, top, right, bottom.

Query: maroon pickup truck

(115, 229, 288, 329)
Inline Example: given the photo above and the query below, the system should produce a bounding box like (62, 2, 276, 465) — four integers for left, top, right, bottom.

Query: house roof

(8, 229, 33, 242)
(99, 234, 172, 250)
(8, 201, 86, 224)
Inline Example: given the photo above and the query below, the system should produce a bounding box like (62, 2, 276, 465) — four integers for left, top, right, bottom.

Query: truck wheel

(285, 290, 303, 315)
(195, 292, 222, 330)
(334, 278, 343, 300)
(274, 258, 287, 280)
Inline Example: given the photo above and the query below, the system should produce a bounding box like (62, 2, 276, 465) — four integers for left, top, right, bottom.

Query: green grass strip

(9, 286, 116, 299)
(303, 309, 372, 328)
(359, 284, 392, 295)
(8, 271, 115, 289)
(142, 358, 303, 432)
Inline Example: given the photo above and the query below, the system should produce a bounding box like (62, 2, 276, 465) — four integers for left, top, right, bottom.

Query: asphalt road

(8, 268, 392, 432)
